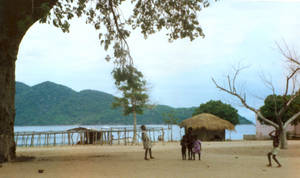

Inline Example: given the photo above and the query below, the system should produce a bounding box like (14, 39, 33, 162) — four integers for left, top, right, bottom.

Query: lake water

(14, 124, 255, 146)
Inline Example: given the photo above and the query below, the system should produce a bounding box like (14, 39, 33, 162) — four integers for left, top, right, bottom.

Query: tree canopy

(112, 65, 148, 115)
(192, 100, 239, 125)
(40, 0, 210, 67)
(259, 94, 300, 126)
(112, 64, 149, 143)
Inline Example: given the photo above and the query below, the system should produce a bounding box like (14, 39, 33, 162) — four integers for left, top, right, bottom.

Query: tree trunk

(277, 118, 288, 149)
(280, 128, 288, 149)
(132, 111, 137, 144)
(0, 0, 56, 162)
(0, 49, 16, 163)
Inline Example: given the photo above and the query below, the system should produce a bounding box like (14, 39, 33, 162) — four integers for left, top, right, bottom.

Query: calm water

(14, 124, 255, 145)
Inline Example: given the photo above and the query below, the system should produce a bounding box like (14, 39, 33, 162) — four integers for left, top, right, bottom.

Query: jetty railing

(14, 127, 171, 147)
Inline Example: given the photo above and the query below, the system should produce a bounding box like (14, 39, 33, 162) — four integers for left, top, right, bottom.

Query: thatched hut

(67, 127, 103, 144)
(180, 113, 235, 141)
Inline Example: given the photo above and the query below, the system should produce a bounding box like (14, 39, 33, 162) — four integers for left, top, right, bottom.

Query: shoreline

(14, 123, 254, 127)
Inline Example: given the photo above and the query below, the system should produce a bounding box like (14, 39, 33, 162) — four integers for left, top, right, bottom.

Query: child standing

(192, 136, 201, 160)
(267, 129, 281, 167)
(141, 125, 154, 160)
(187, 127, 193, 160)
(180, 135, 188, 160)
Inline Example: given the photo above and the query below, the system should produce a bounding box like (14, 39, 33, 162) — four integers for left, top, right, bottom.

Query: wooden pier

(14, 127, 169, 147)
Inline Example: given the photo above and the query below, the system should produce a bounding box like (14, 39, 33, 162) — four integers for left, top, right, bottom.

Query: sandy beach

(1, 140, 300, 178)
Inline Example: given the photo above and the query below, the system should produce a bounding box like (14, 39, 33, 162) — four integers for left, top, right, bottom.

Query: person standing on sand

(180, 135, 188, 160)
(192, 136, 201, 160)
(187, 127, 193, 160)
(141, 125, 154, 160)
(267, 129, 282, 167)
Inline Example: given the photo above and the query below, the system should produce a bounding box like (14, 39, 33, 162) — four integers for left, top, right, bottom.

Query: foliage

(258, 94, 300, 126)
(163, 111, 179, 125)
(192, 100, 239, 125)
(111, 65, 148, 116)
(39, 0, 212, 66)
(15, 81, 251, 125)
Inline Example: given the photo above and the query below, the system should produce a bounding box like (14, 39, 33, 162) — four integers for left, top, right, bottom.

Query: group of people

(141, 124, 282, 168)
(180, 127, 282, 167)
(180, 127, 201, 160)
(141, 125, 201, 161)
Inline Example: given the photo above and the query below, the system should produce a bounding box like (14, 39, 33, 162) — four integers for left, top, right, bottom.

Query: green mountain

(238, 115, 254, 125)
(15, 81, 252, 126)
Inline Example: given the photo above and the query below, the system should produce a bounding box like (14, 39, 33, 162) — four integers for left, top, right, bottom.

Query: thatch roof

(180, 113, 235, 131)
(67, 127, 98, 132)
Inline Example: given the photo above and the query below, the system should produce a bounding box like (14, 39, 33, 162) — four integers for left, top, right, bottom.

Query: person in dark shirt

(267, 129, 282, 167)
(180, 135, 188, 160)
(186, 127, 193, 160)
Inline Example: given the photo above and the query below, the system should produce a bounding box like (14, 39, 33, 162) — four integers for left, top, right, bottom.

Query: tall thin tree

(163, 111, 179, 142)
(112, 65, 149, 144)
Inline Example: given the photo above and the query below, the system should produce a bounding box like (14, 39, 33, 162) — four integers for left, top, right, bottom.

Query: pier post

(118, 131, 120, 145)
(162, 128, 165, 144)
(30, 133, 34, 147)
(53, 133, 56, 146)
(25, 134, 29, 147)
(15, 133, 19, 147)
(124, 128, 127, 145)
(68, 132, 71, 145)
(110, 128, 113, 145)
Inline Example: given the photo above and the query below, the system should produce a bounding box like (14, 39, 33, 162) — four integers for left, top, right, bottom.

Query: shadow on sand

(13, 156, 35, 162)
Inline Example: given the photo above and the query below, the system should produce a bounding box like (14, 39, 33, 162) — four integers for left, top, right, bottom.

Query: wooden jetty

(14, 127, 169, 147)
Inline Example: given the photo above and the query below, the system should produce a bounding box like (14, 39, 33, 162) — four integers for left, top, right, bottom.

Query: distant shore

(14, 123, 254, 126)
(1, 140, 299, 178)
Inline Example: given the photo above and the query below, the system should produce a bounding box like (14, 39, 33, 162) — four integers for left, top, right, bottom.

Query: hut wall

(256, 117, 297, 139)
(84, 131, 102, 144)
(192, 128, 225, 141)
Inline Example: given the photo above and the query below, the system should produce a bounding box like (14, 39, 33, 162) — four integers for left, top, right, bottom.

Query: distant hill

(15, 81, 253, 126)
(238, 115, 254, 125)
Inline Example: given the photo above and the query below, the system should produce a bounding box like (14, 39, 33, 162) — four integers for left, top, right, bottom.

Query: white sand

(1, 140, 300, 178)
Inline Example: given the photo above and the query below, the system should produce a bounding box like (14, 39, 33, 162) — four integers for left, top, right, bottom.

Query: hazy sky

(16, 0, 300, 122)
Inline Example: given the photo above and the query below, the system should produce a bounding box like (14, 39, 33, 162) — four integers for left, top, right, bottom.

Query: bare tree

(212, 45, 300, 149)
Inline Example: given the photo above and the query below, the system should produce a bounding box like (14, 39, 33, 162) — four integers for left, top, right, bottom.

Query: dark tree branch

(284, 67, 300, 97)
(109, 0, 133, 66)
(275, 42, 300, 119)
(212, 64, 280, 129)
(212, 77, 279, 128)
(284, 111, 300, 128)
(258, 73, 280, 120)
(276, 41, 300, 66)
